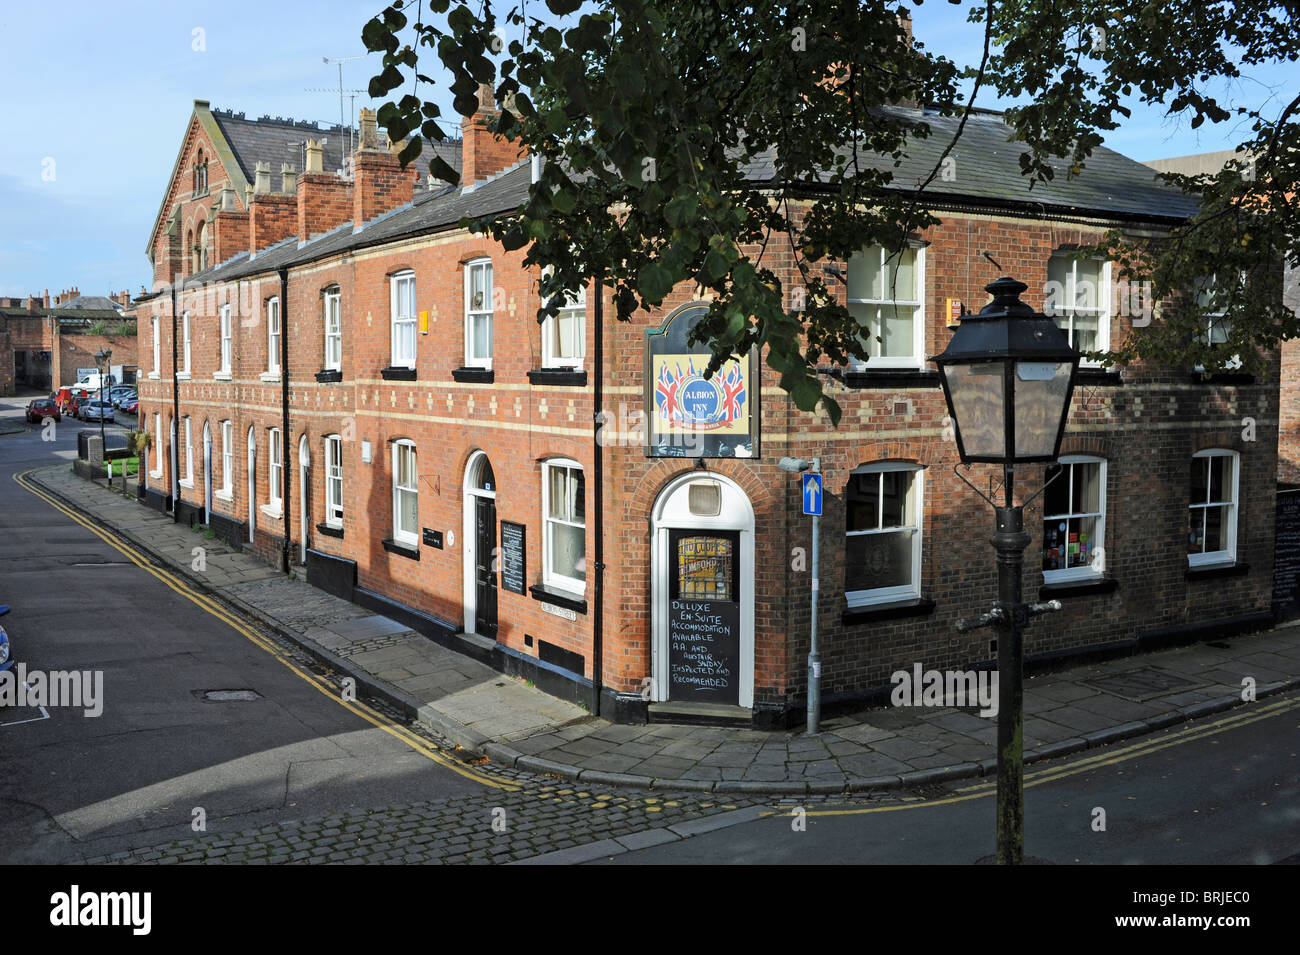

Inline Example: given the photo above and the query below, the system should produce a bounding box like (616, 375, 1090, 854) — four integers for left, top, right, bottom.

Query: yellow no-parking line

(14, 468, 517, 791)
(770, 686, 1300, 817)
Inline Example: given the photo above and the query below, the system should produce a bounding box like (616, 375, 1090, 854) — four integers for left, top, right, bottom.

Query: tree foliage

(363, 0, 1300, 416)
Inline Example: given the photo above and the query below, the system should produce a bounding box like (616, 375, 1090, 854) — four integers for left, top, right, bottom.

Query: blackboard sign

(500, 521, 526, 595)
(423, 528, 443, 549)
(668, 598, 740, 705)
(1273, 491, 1300, 619)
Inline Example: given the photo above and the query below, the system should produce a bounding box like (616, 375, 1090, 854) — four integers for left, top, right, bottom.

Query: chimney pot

(254, 161, 272, 194)
(358, 108, 378, 150)
(281, 163, 298, 194)
(305, 138, 324, 173)
(221, 186, 236, 211)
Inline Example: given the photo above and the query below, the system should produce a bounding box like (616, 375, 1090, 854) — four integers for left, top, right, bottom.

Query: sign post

(801, 463, 823, 734)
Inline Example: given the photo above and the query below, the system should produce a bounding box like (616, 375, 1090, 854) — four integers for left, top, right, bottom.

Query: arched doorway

(298, 434, 310, 565)
(462, 451, 498, 638)
(650, 471, 755, 708)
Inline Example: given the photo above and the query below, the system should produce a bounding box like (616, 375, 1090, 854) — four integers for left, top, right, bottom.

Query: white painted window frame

(542, 458, 586, 595)
(390, 272, 417, 369)
(1041, 456, 1107, 585)
(464, 258, 493, 369)
(844, 463, 924, 608)
(392, 439, 419, 547)
(846, 244, 926, 370)
(324, 434, 343, 528)
(324, 287, 342, 371)
(1189, 449, 1240, 567)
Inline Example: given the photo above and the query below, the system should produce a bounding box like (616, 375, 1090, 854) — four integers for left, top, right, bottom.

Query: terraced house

(134, 91, 1281, 728)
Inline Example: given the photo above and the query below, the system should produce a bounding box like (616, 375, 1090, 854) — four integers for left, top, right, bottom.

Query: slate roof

(211, 108, 463, 186)
(175, 104, 1197, 291)
(182, 159, 532, 288)
(743, 106, 1200, 221)
(50, 295, 126, 312)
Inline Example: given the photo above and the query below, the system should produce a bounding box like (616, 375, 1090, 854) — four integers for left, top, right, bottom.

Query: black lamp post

(94, 347, 112, 452)
(931, 277, 1079, 865)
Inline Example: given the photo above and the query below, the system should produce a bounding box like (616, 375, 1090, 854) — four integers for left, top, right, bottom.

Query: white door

(650, 472, 755, 708)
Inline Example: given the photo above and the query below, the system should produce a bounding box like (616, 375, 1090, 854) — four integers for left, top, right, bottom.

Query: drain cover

(198, 689, 261, 702)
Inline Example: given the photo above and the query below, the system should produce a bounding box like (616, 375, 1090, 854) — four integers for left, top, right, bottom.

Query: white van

(74, 372, 116, 393)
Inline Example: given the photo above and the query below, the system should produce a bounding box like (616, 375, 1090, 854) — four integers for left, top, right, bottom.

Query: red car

(121, 398, 139, 415)
(25, 397, 61, 424)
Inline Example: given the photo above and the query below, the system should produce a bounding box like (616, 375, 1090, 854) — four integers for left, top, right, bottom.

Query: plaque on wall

(500, 521, 526, 596)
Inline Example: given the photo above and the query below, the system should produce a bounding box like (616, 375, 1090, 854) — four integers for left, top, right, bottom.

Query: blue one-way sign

(802, 473, 823, 516)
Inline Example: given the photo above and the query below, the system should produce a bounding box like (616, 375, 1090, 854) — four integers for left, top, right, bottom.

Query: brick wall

(135, 127, 1281, 723)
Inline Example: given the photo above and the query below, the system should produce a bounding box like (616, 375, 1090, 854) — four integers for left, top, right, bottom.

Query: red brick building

(135, 95, 1281, 726)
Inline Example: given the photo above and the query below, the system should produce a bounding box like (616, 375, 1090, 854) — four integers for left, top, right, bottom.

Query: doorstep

(648, 701, 752, 726)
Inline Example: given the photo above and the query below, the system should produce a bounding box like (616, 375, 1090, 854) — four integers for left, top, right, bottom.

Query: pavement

(23, 462, 1300, 796)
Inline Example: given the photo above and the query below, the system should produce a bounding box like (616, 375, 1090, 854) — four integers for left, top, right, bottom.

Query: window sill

(259, 372, 281, 383)
(1075, 369, 1123, 387)
(529, 584, 587, 615)
(841, 596, 935, 626)
(1038, 577, 1118, 600)
(528, 367, 587, 386)
(213, 371, 232, 381)
(1190, 371, 1254, 385)
(215, 490, 233, 502)
(835, 368, 939, 389)
(452, 366, 494, 384)
(382, 538, 420, 560)
(179, 479, 194, 489)
(148, 373, 160, 380)
(381, 366, 417, 381)
(316, 522, 344, 539)
(315, 369, 343, 383)
(149, 469, 163, 479)
(176, 372, 191, 381)
(260, 503, 283, 520)
(1186, 561, 1249, 581)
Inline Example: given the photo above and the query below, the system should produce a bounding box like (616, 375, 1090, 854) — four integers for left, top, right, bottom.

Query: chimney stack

(352, 108, 416, 228)
(461, 83, 526, 186)
(298, 138, 353, 242)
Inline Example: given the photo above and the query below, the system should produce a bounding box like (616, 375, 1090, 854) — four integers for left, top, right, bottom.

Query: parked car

(0, 605, 12, 676)
(120, 398, 140, 416)
(67, 392, 86, 418)
(111, 389, 137, 409)
(81, 400, 115, 423)
(25, 397, 61, 423)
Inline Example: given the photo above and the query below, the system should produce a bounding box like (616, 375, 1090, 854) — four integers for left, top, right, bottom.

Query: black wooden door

(667, 528, 741, 705)
(475, 496, 499, 637)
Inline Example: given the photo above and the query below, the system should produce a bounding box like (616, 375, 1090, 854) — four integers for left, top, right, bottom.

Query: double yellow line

(791, 693, 1300, 817)
(14, 468, 515, 791)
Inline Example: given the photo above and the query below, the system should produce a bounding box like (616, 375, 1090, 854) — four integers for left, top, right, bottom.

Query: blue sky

(0, 1, 1291, 299)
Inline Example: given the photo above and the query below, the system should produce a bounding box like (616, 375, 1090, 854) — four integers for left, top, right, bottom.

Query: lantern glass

(942, 362, 1005, 459)
(1013, 360, 1072, 458)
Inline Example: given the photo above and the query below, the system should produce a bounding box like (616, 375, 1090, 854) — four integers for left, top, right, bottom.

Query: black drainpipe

(279, 266, 291, 574)
(170, 279, 179, 522)
(591, 280, 605, 715)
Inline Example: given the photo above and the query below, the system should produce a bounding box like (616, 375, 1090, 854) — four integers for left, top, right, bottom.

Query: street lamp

(930, 276, 1079, 865)
(94, 347, 112, 454)
(779, 455, 822, 735)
